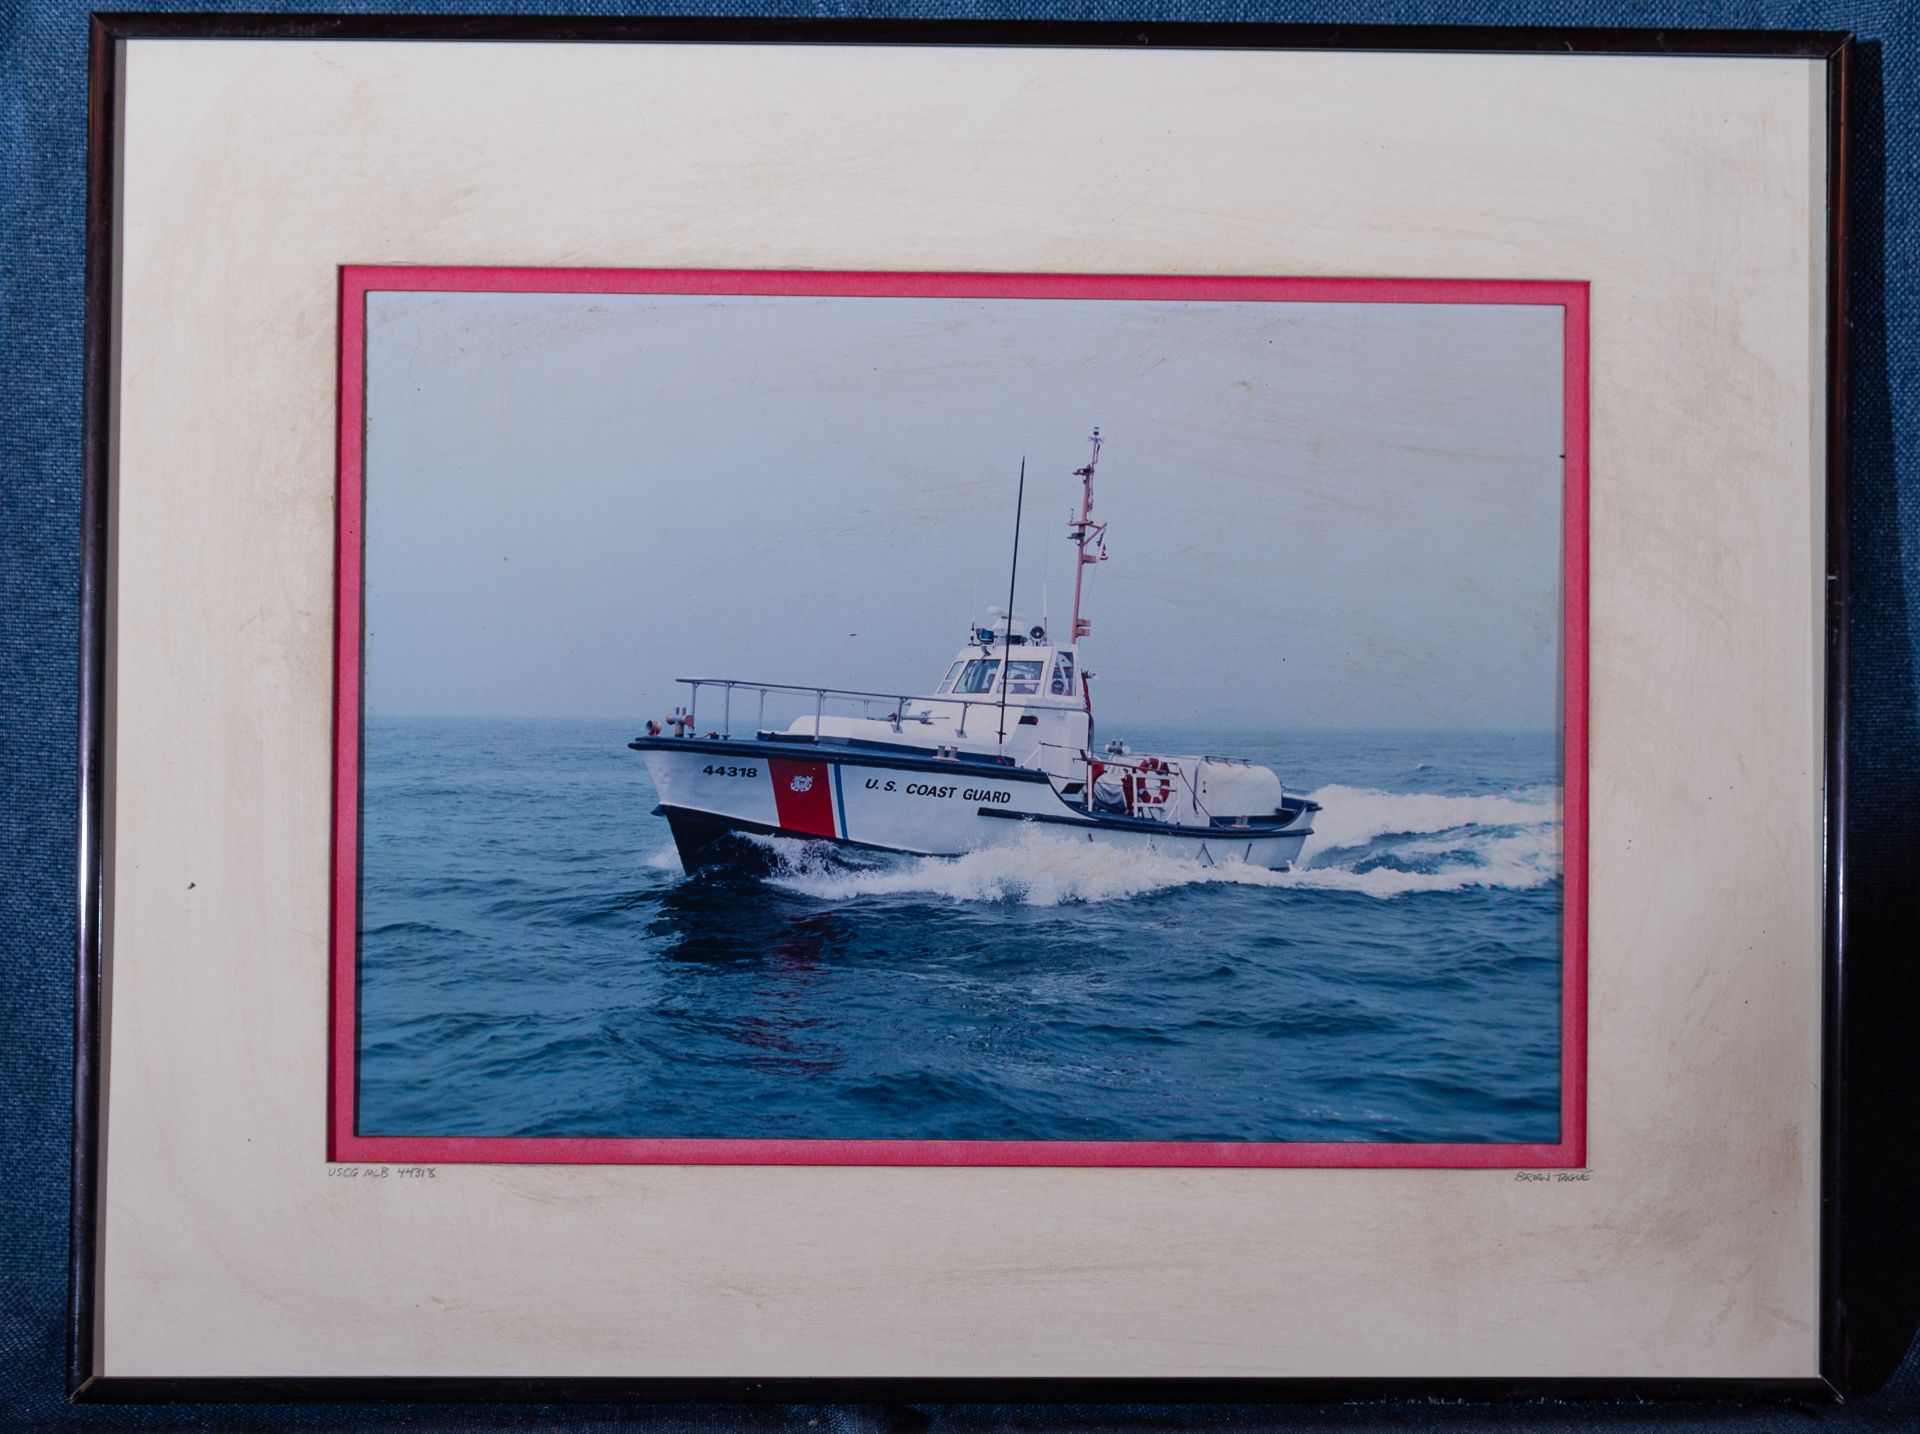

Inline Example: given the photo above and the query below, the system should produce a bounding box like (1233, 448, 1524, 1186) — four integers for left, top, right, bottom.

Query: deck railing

(672, 676, 1021, 741)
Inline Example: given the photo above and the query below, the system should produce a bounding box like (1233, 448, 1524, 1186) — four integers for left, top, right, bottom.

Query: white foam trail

(643, 845, 685, 873)
(759, 794, 1561, 907)
(1299, 784, 1559, 858)
(1285, 826, 1559, 896)
(766, 831, 1241, 907)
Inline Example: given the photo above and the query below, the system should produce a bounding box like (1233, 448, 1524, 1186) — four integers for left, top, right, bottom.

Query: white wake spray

(1298, 784, 1560, 858)
(643, 845, 686, 872)
(754, 784, 1562, 907)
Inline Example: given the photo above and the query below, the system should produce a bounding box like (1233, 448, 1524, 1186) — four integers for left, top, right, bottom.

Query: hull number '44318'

(701, 765, 758, 778)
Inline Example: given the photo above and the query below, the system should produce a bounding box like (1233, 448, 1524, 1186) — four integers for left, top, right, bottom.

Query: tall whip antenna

(1067, 428, 1107, 642)
(997, 456, 1026, 747)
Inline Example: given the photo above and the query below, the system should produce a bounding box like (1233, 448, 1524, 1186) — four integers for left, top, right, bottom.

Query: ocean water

(356, 719, 1563, 1144)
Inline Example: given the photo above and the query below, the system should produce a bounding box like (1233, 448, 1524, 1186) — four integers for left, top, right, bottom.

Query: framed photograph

(332, 266, 1587, 1171)
(75, 15, 1853, 1400)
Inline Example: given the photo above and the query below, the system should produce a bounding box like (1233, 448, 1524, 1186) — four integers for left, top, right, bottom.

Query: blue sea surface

(356, 719, 1563, 1144)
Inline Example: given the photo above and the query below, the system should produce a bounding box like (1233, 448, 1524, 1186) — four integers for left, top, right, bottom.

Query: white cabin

(781, 608, 1091, 782)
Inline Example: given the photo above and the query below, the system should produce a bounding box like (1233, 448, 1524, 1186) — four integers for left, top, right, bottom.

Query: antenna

(997, 456, 1026, 747)
(1067, 427, 1107, 642)
(1039, 488, 1053, 638)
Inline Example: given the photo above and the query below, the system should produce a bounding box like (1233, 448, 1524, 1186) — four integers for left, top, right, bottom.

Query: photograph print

(331, 269, 1587, 1167)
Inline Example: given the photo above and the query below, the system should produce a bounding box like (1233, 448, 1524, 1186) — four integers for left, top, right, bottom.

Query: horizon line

(362, 712, 1561, 735)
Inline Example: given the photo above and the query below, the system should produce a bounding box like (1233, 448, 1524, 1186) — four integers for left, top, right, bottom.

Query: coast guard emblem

(789, 775, 814, 793)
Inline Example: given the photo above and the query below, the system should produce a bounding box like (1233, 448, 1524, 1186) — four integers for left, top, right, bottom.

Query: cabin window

(953, 658, 1001, 694)
(1004, 660, 1045, 695)
(935, 660, 966, 694)
(1049, 652, 1076, 696)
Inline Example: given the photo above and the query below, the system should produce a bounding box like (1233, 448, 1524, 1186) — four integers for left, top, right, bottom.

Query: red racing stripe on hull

(768, 758, 836, 838)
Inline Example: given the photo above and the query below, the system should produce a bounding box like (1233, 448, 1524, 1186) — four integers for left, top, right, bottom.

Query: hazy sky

(363, 290, 1564, 729)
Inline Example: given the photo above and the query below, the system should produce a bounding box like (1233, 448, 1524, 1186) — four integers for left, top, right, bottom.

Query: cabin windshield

(1004, 659, 1046, 695)
(934, 660, 966, 694)
(952, 658, 1001, 694)
(1049, 652, 1077, 696)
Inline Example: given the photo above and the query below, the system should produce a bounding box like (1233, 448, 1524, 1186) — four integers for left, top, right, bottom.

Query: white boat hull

(633, 737, 1313, 873)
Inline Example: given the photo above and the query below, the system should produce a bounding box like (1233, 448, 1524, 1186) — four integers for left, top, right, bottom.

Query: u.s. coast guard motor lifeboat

(630, 431, 1319, 873)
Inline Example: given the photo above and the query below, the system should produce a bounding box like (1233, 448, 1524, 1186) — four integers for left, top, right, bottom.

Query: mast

(1067, 428, 1107, 641)
(996, 457, 1026, 747)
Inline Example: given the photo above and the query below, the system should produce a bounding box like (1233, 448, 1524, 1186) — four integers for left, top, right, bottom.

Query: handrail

(673, 675, 1019, 739)
(676, 676, 926, 705)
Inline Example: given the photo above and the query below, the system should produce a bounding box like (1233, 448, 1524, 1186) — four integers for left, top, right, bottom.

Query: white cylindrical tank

(1194, 758, 1286, 819)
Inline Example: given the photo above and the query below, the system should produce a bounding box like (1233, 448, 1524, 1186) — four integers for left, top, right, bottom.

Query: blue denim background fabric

(4, 1, 1914, 1427)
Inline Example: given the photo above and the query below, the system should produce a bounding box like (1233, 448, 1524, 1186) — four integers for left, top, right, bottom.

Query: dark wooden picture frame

(73, 12, 1860, 1406)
